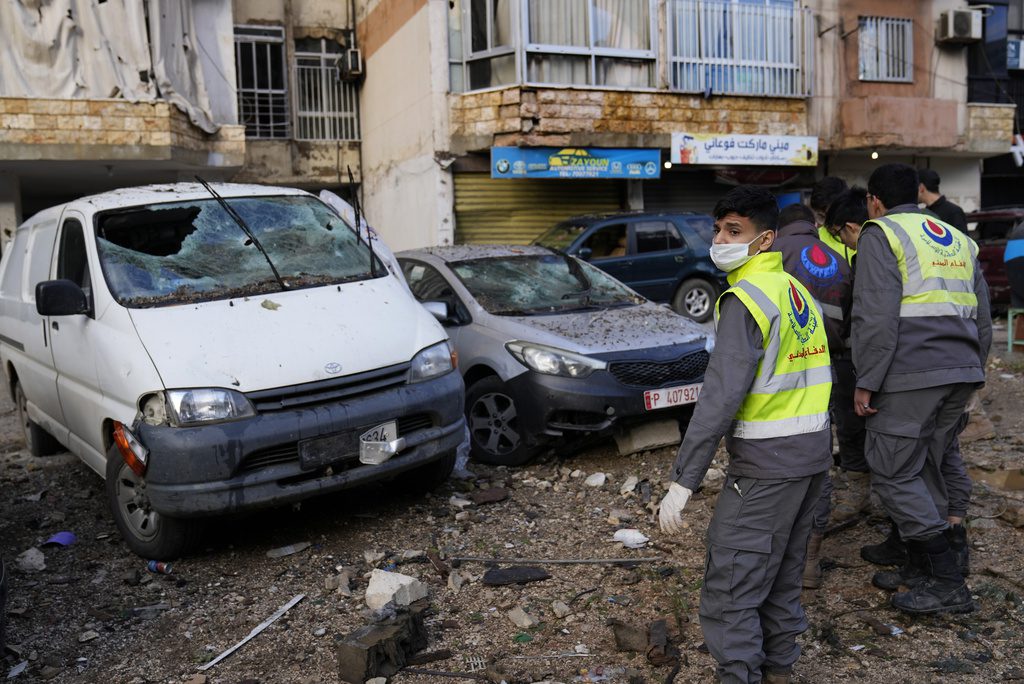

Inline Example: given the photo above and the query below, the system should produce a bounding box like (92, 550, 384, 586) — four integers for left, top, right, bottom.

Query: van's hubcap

(114, 465, 159, 541)
(469, 392, 520, 456)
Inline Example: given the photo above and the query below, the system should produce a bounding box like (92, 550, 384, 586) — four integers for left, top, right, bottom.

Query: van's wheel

(395, 448, 456, 493)
(105, 444, 203, 560)
(465, 377, 534, 466)
(672, 279, 717, 322)
(14, 381, 63, 457)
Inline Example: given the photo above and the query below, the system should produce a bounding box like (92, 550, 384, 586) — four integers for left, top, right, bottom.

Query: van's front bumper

(137, 370, 465, 518)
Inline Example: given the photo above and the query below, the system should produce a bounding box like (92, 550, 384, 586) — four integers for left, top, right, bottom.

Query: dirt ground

(2, 321, 1024, 684)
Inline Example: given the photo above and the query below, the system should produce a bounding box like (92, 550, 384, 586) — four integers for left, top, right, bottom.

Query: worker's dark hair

(778, 202, 816, 227)
(809, 176, 848, 212)
(918, 167, 941, 193)
(868, 163, 918, 209)
(825, 186, 869, 228)
(713, 185, 779, 232)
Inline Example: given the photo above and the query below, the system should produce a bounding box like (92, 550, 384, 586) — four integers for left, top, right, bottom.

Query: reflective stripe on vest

(715, 254, 832, 440)
(870, 215, 979, 319)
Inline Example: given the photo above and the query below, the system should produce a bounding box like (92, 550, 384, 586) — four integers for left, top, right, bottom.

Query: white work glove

(658, 482, 694, 535)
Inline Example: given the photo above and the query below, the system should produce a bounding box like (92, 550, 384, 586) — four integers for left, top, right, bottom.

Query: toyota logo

(324, 362, 343, 374)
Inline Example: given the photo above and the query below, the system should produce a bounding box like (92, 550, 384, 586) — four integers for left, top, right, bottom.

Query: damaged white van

(0, 183, 465, 559)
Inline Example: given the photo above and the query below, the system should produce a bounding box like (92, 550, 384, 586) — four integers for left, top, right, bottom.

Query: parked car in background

(532, 212, 726, 322)
(966, 206, 1024, 310)
(397, 245, 713, 466)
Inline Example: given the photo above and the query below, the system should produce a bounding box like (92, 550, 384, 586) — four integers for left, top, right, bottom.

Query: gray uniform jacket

(852, 205, 992, 393)
(670, 294, 832, 491)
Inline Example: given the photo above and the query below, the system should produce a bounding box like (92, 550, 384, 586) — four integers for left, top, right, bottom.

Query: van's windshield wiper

(194, 176, 287, 291)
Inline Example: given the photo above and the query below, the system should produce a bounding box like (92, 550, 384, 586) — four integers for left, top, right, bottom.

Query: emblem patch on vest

(921, 219, 961, 258)
(799, 244, 839, 282)
(786, 280, 818, 344)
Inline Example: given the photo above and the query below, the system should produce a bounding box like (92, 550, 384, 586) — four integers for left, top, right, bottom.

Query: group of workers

(657, 164, 991, 684)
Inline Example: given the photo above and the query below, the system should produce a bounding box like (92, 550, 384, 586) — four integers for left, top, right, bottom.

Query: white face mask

(710, 231, 767, 272)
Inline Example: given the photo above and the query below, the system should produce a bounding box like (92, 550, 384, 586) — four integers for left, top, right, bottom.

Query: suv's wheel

(105, 444, 203, 560)
(14, 381, 63, 457)
(672, 279, 717, 322)
(465, 377, 534, 466)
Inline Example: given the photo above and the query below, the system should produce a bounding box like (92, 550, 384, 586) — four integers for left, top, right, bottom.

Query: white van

(0, 183, 465, 559)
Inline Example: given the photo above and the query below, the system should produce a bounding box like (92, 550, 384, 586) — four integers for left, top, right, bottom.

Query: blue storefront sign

(491, 147, 661, 179)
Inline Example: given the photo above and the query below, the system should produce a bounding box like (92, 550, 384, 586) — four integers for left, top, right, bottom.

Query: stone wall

(965, 103, 1017, 155)
(449, 87, 808, 153)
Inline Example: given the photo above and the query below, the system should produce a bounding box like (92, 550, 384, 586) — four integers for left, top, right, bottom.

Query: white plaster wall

(232, 0, 285, 24)
(294, 0, 350, 27)
(195, 0, 238, 124)
(360, 0, 453, 251)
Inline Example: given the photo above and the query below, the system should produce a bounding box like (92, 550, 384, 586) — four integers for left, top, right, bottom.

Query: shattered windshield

(449, 254, 641, 316)
(94, 195, 383, 307)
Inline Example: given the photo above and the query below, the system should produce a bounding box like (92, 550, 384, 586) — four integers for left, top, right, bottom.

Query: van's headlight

(409, 341, 455, 383)
(163, 388, 256, 426)
(505, 341, 607, 378)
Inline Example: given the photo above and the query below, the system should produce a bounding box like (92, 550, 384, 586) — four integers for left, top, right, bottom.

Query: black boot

(872, 545, 927, 591)
(861, 519, 908, 566)
(891, 535, 975, 615)
(945, 523, 970, 577)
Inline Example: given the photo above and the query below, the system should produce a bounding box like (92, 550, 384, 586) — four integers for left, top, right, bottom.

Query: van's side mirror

(577, 247, 593, 261)
(36, 280, 89, 316)
(422, 301, 450, 324)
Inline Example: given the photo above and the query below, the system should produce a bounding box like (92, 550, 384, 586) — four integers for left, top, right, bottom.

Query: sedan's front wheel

(465, 377, 534, 466)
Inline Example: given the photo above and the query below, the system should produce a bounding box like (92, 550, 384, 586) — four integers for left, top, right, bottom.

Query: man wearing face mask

(659, 186, 832, 684)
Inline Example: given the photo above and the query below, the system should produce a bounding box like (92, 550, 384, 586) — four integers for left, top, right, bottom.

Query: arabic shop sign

(670, 133, 818, 167)
(491, 147, 661, 179)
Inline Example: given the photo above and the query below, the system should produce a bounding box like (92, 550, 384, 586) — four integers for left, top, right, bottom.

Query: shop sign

(491, 147, 661, 179)
(670, 133, 818, 166)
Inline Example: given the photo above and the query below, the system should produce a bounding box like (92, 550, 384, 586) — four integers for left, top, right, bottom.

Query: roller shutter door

(454, 173, 624, 245)
(642, 172, 722, 215)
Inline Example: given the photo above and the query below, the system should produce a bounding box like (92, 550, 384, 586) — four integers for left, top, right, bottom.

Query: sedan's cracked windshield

(94, 195, 381, 307)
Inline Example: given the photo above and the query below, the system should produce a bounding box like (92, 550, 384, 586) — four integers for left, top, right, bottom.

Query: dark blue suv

(533, 212, 726, 322)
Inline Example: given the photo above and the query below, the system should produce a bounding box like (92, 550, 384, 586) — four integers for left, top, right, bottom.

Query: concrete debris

(400, 550, 426, 561)
(314, 627, 327, 637)
(364, 551, 387, 565)
(551, 600, 572, 619)
(449, 495, 473, 510)
(469, 487, 509, 505)
(619, 476, 639, 496)
(506, 606, 539, 629)
(584, 473, 607, 487)
(607, 509, 634, 525)
(78, 630, 100, 643)
(15, 548, 45, 573)
(482, 566, 551, 586)
(366, 678, 387, 684)
(570, 469, 584, 478)
(447, 570, 465, 593)
(326, 571, 352, 595)
(265, 541, 311, 559)
(336, 601, 429, 683)
(365, 570, 429, 611)
(614, 420, 680, 455)
(612, 529, 649, 549)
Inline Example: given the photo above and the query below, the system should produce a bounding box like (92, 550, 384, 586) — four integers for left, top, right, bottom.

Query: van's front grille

(236, 412, 436, 474)
(609, 351, 710, 388)
(245, 362, 411, 412)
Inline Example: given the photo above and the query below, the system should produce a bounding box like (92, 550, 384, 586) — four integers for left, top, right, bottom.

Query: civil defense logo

(786, 280, 817, 344)
(799, 244, 839, 281)
(921, 219, 961, 258)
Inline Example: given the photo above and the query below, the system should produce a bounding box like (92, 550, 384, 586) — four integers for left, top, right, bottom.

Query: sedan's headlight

(164, 388, 256, 426)
(409, 341, 455, 383)
(505, 341, 607, 378)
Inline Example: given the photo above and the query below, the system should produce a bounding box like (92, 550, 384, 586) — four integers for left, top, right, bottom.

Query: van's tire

(671, 279, 717, 323)
(395, 448, 456, 493)
(105, 444, 203, 560)
(465, 377, 534, 466)
(14, 381, 63, 457)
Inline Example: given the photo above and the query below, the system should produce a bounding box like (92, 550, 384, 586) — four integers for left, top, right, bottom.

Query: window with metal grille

(667, 0, 813, 98)
(235, 26, 289, 139)
(858, 16, 913, 83)
(294, 38, 361, 141)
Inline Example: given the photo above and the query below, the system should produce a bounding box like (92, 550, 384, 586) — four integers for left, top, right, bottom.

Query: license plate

(360, 421, 397, 444)
(359, 421, 399, 465)
(643, 383, 702, 411)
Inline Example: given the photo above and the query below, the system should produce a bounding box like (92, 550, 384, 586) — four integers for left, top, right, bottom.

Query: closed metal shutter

(642, 171, 722, 215)
(454, 173, 624, 245)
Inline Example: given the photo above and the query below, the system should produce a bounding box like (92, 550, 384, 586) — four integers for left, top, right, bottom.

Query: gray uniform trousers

(864, 383, 976, 541)
(700, 471, 826, 684)
(942, 411, 972, 519)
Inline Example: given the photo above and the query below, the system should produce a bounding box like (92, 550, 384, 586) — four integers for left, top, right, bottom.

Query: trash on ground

(336, 600, 429, 682)
(14, 548, 45, 573)
(146, 560, 172, 575)
(265, 541, 311, 558)
(482, 566, 551, 586)
(608, 619, 648, 652)
(858, 612, 904, 636)
(197, 593, 305, 671)
(551, 600, 572, 618)
(645, 619, 679, 666)
(365, 569, 430, 610)
(507, 606, 539, 629)
(6, 661, 28, 679)
(612, 529, 649, 549)
(41, 531, 76, 547)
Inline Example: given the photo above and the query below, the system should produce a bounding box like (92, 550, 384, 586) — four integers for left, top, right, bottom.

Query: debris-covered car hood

(126, 275, 446, 392)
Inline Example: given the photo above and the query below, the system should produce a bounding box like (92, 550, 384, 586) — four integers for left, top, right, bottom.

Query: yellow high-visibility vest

(715, 252, 832, 439)
(818, 225, 855, 264)
(867, 214, 979, 319)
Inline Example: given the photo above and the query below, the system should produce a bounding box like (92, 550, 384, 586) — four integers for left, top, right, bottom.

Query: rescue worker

(659, 186, 832, 684)
(851, 164, 991, 614)
(772, 202, 852, 588)
(810, 176, 853, 264)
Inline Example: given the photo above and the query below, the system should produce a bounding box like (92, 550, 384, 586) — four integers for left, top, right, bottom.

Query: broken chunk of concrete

(326, 571, 352, 595)
(507, 606, 538, 629)
(482, 566, 551, 586)
(620, 476, 639, 496)
(551, 600, 572, 619)
(15, 547, 45, 573)
(336, 601, 429, 683)
(365, 569, 429, 610)
(584, 472, 607, 487)
(447, 570, 465, 593)
(615, 420, 680, 455)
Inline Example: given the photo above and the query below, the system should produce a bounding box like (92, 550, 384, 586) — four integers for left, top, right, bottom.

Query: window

(403, 261, 455, 302)
(634, 221, 683, 253)
(294, 38, 360, 141)
(858, 16, 913, 83)
(582, 224, 627, 259)
(668, 0, 812, 98)
(235, 26, 289, 139)
(57, 219, 91, 304)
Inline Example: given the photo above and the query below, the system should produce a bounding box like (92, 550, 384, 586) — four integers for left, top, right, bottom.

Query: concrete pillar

(0, 173, 22, 255)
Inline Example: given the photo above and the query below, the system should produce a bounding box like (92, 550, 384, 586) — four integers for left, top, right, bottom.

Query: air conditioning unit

(341, 48, 363, 80)
(937, 9, 982, 44)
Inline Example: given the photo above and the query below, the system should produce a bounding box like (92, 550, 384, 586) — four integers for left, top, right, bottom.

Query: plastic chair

(1009, 308, 1024, 353)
